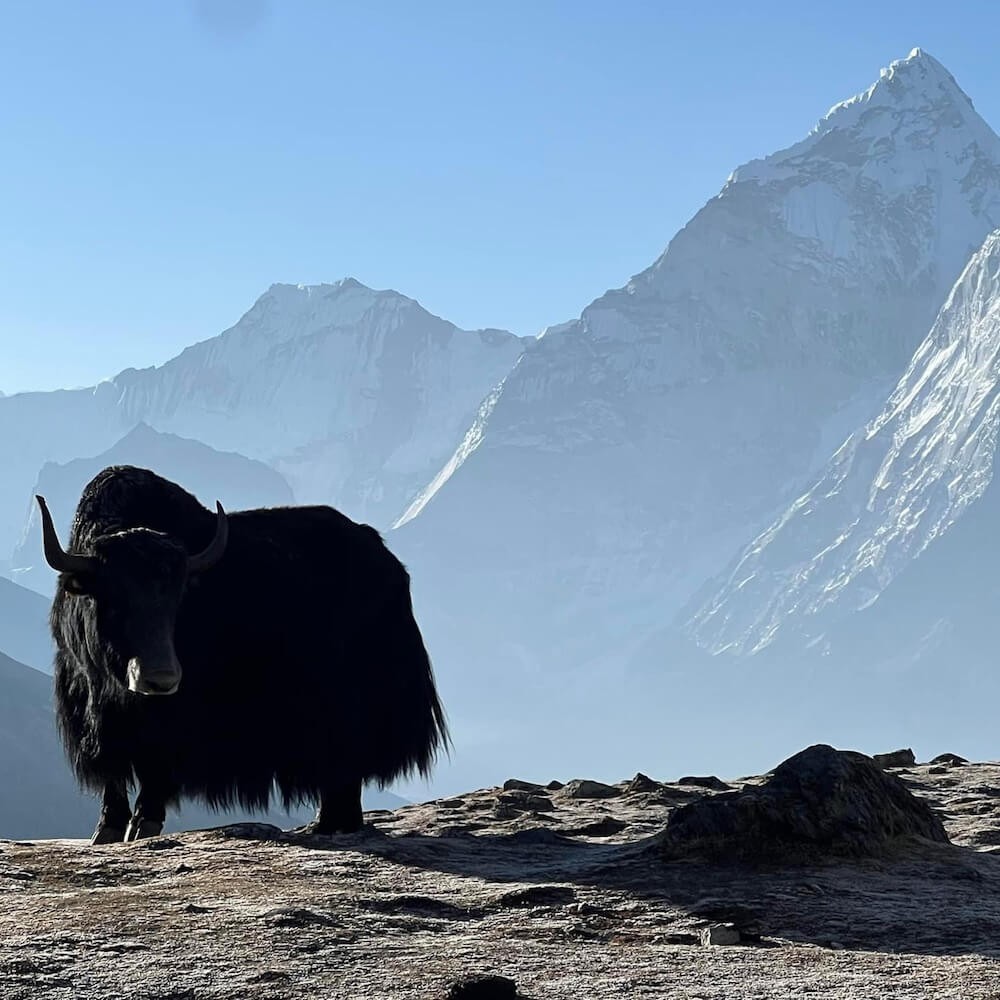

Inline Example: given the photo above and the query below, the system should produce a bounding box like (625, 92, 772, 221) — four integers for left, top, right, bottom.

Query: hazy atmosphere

(5, 4, 1000, 997)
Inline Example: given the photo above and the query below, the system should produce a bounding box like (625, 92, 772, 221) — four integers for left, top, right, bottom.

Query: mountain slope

(687, 227, 1000, 656)
(0, 280, 527, 558)
(0, 576, 53, 672)
(0, 650, 96, 838)
(9, 422, 294, 598)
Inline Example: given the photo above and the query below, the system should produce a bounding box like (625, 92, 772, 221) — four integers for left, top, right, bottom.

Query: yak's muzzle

(127, 655, 182, 696)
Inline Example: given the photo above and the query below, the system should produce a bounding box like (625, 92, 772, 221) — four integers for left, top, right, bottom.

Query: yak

(37, 464, 448, 844)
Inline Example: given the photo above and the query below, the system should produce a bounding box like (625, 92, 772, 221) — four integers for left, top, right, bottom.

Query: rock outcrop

(661, 744, 949, 862)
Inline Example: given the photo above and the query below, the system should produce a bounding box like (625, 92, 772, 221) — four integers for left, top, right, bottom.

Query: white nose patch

(126, 658, 143, 692)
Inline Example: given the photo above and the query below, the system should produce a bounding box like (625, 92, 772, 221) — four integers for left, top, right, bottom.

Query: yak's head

(36, 496, 228, 697)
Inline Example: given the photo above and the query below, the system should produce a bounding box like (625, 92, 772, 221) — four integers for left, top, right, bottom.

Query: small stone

(929, 753, 968, 767)
(498, 790, 555, 812)
(563, 817, 627, 837)
(498, 885, 576, 908)
(545, 779, 565, 791)
(928, 765, 948, 775)
(493, 803, 523, 820)
(677, 775, 730, 791)
(501, 827, 570, 846)
(216, 823, 284, 841)
(626, 772, 661, 794)
(659, 931, 699, 945)
(559, 779, 621, 800)
(503, 778, 543, 792)
(139, 837, 183, 851)
(250, 970, 293, 984)
(872, 748, 916, 769)
(700, 924, 741, 946)
(262, 906, 337, 928)
(446, 974, 518, 999)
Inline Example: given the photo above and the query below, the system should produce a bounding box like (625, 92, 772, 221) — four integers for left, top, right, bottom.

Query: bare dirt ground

(3, 754, 1000, 999)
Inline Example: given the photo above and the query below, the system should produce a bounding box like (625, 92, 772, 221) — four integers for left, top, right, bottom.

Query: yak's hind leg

(301, 779, 364, 835)
(92, 781, 131, 845)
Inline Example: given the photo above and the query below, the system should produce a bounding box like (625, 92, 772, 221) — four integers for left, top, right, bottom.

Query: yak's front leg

(124, 770, 171, 841)
(92, 780, 131, 845)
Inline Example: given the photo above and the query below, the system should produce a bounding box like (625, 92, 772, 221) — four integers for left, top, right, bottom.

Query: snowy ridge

(0, 280, 526, 557)
(395, 367, 516, 529)
(687, 228, 1000, 654)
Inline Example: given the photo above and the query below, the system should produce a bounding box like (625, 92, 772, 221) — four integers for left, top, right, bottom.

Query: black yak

(37, 465, 448, 843)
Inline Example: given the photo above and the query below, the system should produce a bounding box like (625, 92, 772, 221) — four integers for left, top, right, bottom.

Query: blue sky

(2, 0, 999, 393)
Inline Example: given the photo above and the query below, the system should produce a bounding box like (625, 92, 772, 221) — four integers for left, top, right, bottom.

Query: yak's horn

(187, 502, 228, 574)
(36, 496, 97, 575)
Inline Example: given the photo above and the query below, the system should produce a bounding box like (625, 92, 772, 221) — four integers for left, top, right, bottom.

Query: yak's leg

(124, 771, 170, 841)
(92, 780, 131, 845)
(303, 779, 364, 834)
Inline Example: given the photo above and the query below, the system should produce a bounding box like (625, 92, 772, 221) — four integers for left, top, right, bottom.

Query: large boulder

(660, 744, 949, 862)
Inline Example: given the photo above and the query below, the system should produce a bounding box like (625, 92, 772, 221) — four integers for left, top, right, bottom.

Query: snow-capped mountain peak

(185, 278, 422, 359)
(720, 48, 1000, 287)
(822, 47, 975, 125)
(732, 48, 994, 189)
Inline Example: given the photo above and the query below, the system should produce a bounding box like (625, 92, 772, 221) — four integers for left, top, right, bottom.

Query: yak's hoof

(124, 818, 164, 842)
(295, 818, 364, 836)
(91, 825, 126, 845)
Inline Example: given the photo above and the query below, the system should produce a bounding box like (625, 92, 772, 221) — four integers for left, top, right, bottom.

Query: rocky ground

(3, 751, 1000, 999)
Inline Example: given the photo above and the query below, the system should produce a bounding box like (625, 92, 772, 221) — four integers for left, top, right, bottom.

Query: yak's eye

(63, 574, 94, 597)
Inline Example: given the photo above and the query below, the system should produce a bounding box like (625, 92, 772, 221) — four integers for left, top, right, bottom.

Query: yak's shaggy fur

(49, 465, 448, 818)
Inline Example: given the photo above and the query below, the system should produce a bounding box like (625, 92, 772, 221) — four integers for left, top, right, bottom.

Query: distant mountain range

(0, 279, 527, 558)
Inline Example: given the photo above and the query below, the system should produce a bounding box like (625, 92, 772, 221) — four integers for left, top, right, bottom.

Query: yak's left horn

(187, 501, 228, 574)
(36, 496, 98, 575)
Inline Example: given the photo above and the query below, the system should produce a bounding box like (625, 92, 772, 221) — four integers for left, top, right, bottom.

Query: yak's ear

(62, 573, 94, 597)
